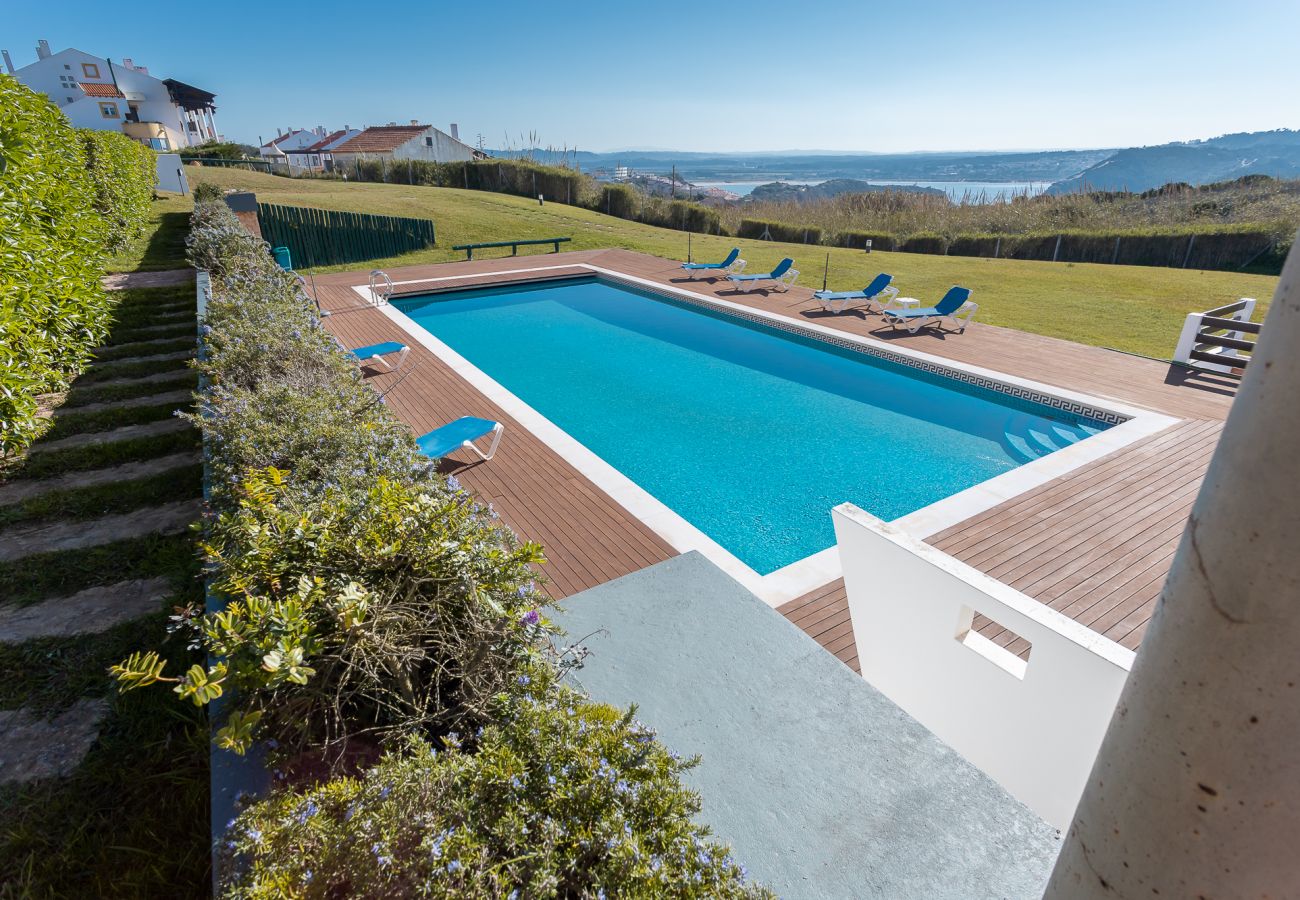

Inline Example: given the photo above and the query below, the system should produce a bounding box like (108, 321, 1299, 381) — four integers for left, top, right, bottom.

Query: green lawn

(104, 192, 192, 273)
(190, 167, 1282, 359)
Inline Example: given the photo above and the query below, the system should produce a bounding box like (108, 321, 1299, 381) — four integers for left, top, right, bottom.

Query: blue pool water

(396, 278, 1107, 575)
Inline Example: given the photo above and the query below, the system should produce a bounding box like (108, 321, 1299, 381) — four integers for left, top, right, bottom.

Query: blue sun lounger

(881, 287, 978, 333)
(726, 257, 799, 293)
(814, 273, 899, 314)
(416, 416, 505, 462)
(345, 340, 409, 372)
(681, 247, 744, 279)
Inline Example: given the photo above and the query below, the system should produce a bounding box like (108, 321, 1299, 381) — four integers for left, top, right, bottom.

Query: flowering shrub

(116, 467, 544, 755)
(222, 683, 767, 898)
(113, 197, 763, 893)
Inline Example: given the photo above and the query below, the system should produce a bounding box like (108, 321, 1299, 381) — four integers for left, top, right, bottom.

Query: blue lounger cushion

(886, 287, 972, 319)
(815, 273, 893, 301)
(348, 340, 406, 361)
(682, 248, 740, 271)
(416, 416, 500, 459)
(729, 257, 794, 281)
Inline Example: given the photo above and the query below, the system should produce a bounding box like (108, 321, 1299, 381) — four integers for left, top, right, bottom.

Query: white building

(4, 39, 218, 151)
(259, 128, 320, 160)
(283, 127, 362, 173)
(328, 122, 486, 170)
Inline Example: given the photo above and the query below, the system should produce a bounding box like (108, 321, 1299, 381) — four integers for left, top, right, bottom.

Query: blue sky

(5, 0, 1298, 153)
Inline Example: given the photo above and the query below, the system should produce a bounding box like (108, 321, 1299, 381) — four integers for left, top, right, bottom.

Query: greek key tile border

(600, 275, 1130, 429)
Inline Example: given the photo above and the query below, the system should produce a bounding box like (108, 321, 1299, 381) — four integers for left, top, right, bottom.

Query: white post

(1044, 234, 1300, 898)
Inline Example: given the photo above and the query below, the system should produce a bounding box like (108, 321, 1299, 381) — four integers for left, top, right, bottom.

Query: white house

(284, 128, 362, 173)
(328, 122, 486, 170)
(259, 128, 320, 160)
(4, 39, 218, 151)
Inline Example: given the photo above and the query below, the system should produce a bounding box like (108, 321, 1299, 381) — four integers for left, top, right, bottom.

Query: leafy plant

(114, 467, 545, 756)
(81, 129, 157, 251)
(220, 684, 767, 898)
(0, 75, 157, 454)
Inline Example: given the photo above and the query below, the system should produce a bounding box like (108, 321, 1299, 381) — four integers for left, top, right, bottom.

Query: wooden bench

(451, 237, 571, 260)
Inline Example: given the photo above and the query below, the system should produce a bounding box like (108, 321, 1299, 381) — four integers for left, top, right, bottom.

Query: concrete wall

(833, 502, 1134, 827)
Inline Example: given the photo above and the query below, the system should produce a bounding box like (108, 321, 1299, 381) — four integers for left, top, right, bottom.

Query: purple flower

(520, 609, 540, 626)
(517, 674, 530, 686)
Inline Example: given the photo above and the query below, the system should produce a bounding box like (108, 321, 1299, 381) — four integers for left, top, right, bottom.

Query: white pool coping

(354, 264, 1179, 607)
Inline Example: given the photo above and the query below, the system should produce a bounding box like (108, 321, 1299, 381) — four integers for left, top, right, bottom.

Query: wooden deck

(307, 248, 1235, 671)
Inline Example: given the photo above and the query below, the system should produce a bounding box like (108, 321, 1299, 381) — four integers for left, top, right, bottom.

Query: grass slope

(190, 167, 1281, 359)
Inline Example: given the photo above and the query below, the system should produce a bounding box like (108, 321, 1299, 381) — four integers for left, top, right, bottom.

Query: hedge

(833, 230, 895, 251)
(81, 130, 157, 252)
(0, 75, 155, 454)
(896, 231, 947, 255)
(114, 199, 764, 895)
(737, 218, 823, 244)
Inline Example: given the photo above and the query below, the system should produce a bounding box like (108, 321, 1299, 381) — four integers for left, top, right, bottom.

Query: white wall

(155, 153, 189, 194)
(390, 127, 477, 163)
(832, 502, 1134, 827)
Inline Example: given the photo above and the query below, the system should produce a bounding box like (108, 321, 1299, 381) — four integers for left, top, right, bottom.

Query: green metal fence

(255, 203, 436, 268)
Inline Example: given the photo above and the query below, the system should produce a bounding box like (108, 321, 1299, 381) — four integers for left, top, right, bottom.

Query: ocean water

(397, 278, 1103, 574)
(694, 180, 1051, 202)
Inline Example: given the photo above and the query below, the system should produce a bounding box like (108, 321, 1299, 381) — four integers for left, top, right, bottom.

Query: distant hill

(1048, 129, 1300, 194)
(746, 179, 947, 203)
(491, 148, 1114, 183)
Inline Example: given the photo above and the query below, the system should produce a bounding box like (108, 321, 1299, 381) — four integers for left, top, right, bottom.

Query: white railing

(831, 503, 1135, 827)
(1173, 297, 1258, 374)
(368, 269, 394, 306)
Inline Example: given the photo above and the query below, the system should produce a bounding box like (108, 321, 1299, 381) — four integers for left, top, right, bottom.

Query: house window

(425, 137, 433, 147)
(98, 102, 119, 119)
(81, 62, 100, 78)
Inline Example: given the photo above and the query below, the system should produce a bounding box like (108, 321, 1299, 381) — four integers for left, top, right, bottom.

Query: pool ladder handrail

(369, 269, 394, 306)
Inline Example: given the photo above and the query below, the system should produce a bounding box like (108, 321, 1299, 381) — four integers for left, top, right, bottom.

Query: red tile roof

(330, 125, 429, 153)
(296, 130, 350, 154)
(79, 82, 125, 99)
(260, 130, 311, 149)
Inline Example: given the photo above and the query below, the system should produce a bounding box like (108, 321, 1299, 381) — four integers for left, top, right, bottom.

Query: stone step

(0, 499, 201, 563)
(0, 698, 109, 785)
(0, 577, 174, 643)
(49, 388, 192, 420)
(94, 334, 193, 360)
(66, 368, 196, 396)
(0, 451, 200, 506)
(104, 322, 194, 344)
(91, 349, 191, 369)
(102, 268, 194, 290)
(29, 415, 191, 455)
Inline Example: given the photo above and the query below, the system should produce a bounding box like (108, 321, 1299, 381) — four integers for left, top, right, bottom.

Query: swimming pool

(392, 275, 1114, 577)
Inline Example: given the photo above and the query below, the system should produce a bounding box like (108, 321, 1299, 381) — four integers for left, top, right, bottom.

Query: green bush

(896, 231, 947, 255)
(117, 467, 543, 756)
(639, 198, 723, 234)
(221, 687, 766, 898)
(736, 219, 823, 244)
(946, 233, 1002, 257)
(833, 230, 895, 251)
(80, 130, 157, 252)
(599, 183, 639, 219)
(0, 76, 111, 453)
(192, 181, 225, 204)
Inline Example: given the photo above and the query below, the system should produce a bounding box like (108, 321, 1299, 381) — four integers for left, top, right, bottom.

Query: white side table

(882, 296, 921, 314)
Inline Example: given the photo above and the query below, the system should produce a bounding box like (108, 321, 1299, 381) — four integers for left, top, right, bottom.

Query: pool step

(1002, 414, 1097, 463)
